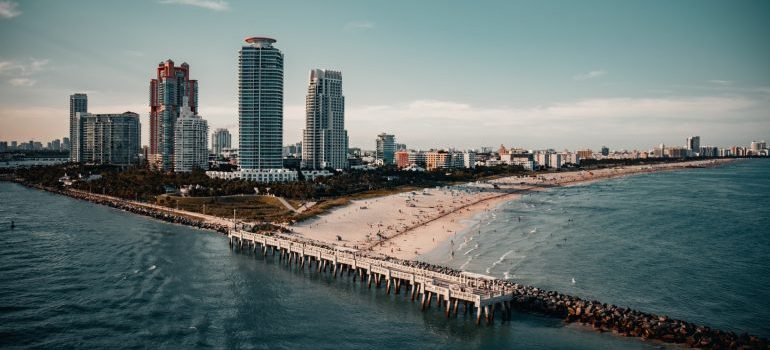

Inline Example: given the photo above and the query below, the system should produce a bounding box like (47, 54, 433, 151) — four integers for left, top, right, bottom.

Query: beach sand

(289, 159, 733, 261)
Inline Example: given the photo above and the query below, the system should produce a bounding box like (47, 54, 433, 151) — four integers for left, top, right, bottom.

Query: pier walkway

(228, 230, 514, 324)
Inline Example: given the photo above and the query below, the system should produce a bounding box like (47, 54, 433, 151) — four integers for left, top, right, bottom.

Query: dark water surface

(424, 159, 770, 341)
(2, 160, 768, 349)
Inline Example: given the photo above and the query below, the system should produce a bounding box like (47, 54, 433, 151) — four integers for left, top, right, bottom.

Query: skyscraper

(211, 128, 232, 158)
(376, 133, 396, 165)
(69, 93, 87, 161)
(174, 98, 208, 172)
(686, 136, 700, 156)
(239, 36, 284, 171)
(302, 69, 348, 170)
(77, 112, 141, 165)
(149, 60, 198, 171)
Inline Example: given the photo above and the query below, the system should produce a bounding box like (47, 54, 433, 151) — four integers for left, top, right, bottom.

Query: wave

(485, 249, 516, 274)
(459, 256, 473, 270)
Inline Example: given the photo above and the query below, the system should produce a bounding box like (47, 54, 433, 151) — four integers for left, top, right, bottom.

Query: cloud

(0, 58, 49, 76)
(0, 1, 21, 18)
(338, 95, 765, 150)
(159, 0, 229, 11)
(8, 78, 35, 87)
(573, 70, 607, 80)
(344, 21, 375, 32)
(709, 79, 732, 85)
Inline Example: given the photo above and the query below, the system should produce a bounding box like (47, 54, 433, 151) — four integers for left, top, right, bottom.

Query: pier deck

(228, 230, 515, 324)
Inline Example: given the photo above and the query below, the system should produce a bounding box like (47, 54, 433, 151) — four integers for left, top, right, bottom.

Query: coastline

(291, 158, 736, 261)
(5, 158, 770, 349)
(416, 158, 738, 262)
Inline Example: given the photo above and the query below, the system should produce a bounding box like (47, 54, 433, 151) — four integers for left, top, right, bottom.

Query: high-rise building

(51, 139, 61, 151)
(62, 137, 70, 151)
(239, 36, 284, 171)
(174, 98, 209, 172)
(149, 59, 198, 171)
(376, 133, 396, 165)
(750, 140, 766, 153)
(686, 136, 700, 156)
(76, 112, 141, 165)
(69, 93, 87, 161)
(600, 146, 609, 156)
(211, 128, 232, 158)
(302, 69, 348, 170)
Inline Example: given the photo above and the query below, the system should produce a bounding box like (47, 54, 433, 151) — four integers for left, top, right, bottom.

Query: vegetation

(157, 195, 292, 222)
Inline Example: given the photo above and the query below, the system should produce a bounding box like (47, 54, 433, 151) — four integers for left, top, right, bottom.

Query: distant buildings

(395, 150, 410, 168)
(69, 93, 87, 161)
(302, 69, 348, 170)
(283, 142, 302, 157)
(750, 140, 766, 154)
(576, 149, 593, 160)
(239, 36, 285, 174)
(375, 133, 396, 165)
(75, 112, 141, 165)
(686, 136, 700, 156)
(149, 59, 198, 171)
(174, 98, 208, 172)
(211, 128, 232, 158)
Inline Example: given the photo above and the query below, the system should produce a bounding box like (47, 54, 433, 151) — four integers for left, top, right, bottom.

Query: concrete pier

(227, 230, 512, 324)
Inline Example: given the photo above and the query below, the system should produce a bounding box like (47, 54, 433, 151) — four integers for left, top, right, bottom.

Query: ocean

(1, 159, 768, 349)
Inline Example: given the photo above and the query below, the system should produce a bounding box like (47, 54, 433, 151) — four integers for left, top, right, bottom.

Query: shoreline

(4, 159, 769, 349)
(417, 158, 738, 262)
(290, 158, 736, 261)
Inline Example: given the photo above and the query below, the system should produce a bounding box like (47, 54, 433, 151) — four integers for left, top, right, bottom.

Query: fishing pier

(228, 230, 514, 325)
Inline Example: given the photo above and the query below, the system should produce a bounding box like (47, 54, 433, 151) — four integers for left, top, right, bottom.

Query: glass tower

(238, 37, 284, 170)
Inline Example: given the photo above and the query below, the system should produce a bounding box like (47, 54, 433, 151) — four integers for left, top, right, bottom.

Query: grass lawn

(157, 195, 293, 222)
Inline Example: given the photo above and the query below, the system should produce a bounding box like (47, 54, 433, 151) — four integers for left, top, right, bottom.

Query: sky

(0, 0, 769, 151)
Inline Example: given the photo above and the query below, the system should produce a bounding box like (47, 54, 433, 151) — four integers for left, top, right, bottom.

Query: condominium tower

(239, 37, 284, 170)
(174, 98, 208, 172)
(302, 69, 348, 169)
(69, 93, 87, 161)
(75, 112, 141, 165)
(376, 133, 396, 165)
(211, 128, 232, 158)
(686, 136, 700, 155)
(149, 60, 198, 171)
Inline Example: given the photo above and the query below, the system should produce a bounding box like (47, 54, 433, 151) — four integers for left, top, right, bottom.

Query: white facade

(548, 153, 563, 169)
(302, 69, 348, 169)
(207, 168, 298, 182)
(462, 151, 476, 169)
(174, 100, 209, 172)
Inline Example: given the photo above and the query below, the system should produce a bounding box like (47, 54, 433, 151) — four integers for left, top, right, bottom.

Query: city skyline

(1, 1, 769, 150)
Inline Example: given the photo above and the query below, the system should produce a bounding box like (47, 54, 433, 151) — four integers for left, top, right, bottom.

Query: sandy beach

(290, 159, 734, 260)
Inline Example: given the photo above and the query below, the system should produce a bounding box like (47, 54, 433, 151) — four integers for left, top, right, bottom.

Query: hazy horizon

(1, 0, 769, 151)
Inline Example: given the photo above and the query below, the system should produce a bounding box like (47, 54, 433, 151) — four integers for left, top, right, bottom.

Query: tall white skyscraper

(238, 36, 284, 170)
(211, 128, 232, 158)
(174, 98, 208, 172)
(302, 69, 348, 170)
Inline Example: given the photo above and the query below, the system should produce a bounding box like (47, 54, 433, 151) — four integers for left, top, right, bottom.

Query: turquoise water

(1, 159, 768, 348)
(424, 159, 770, 339)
